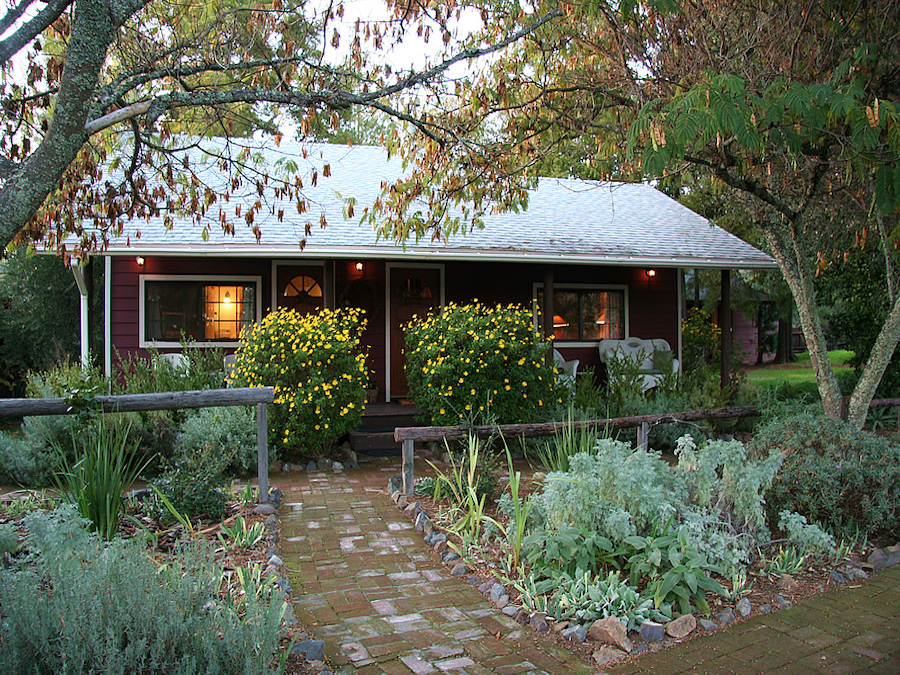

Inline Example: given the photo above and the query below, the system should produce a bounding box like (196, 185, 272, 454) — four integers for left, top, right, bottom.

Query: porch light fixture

(355, 262, 364, 272)
(646, 269, 657, 278)
(552, 314, 569, 328)
(135, 256, 145, 266)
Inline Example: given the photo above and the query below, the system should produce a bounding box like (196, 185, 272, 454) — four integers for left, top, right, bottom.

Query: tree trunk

(772, 301, 796, 364)
(755, 305, 766, 365)
(847, 293, 900, 428)
(764, 225, 845, 420)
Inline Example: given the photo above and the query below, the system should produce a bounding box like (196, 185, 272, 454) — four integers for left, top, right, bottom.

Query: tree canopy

(3, 0, 899, 428)
(0, 0, 557, 257)
(425, 0, 898, 428)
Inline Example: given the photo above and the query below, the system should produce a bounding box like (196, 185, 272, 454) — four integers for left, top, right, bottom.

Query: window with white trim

(141, 276, 259, 345)
(538, 288, 626, 341)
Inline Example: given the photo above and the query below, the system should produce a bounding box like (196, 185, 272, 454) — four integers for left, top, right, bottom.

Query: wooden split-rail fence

(0, 387, 276, 503)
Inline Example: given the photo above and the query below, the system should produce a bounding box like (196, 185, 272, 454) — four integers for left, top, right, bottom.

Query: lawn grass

(743, 350, 855, 396)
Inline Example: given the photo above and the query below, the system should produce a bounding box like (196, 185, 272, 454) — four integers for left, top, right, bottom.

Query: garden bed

(397, 426, 898, 670)
(0, 485, 324, 674)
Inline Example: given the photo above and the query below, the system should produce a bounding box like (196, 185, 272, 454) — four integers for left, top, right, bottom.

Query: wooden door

(389, 266, 442, 399)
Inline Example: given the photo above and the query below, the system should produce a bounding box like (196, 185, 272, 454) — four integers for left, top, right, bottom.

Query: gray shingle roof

(101, 140, 775, 269)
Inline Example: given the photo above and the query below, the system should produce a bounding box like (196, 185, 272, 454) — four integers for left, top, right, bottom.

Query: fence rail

(393, 398, 900, 495)
(0, 387, 276, 504)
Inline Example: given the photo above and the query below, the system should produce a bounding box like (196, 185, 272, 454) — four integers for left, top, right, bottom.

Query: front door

(388, 266, 442, 400)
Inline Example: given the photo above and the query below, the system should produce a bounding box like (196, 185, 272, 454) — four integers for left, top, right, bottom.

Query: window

(282, 274, 323, 315)
(141, 276, 259, 346)
(538, 287, 626, 341)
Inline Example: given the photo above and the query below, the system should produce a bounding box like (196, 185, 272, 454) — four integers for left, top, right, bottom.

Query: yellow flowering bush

(233, 307, 368, 461)
(404, 301, 561, 425)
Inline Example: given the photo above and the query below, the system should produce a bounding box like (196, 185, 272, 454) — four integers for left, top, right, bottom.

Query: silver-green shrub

(528, 434, 784, 569)
(176, 405, 270, 476)
(675, 435, 783, 536)
(0, 506, 285, 674)
(525, 569, 670, 630)
(532, 440, 685, 536)
(778, 510, 836, 557)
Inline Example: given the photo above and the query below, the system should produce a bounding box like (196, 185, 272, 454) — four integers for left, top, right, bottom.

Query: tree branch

(0, 0, 72, 64)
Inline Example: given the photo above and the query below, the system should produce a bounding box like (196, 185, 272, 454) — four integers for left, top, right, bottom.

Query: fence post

(257, 402, 269, 504)
(638, 422, 650, 451)
(402, 439, 415, 495)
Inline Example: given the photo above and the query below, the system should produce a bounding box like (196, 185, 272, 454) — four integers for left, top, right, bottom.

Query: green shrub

(619, 526, 726, 614)
(0, 249, 80, 397)
(0, 524, 19, 556)
(682, 307, 720, 372)
(0, 506, 285, 674)
(777, 510, 836, 557)
(403, 301, 561, 425)
(233, 307, 368, 462)
(25, 358, 107, 399)
(112, 339, 226, 395)
(521, 525, 616, 578)
(533, 441, 685, 536)
(610, 392, 707, 451)
(674, 435, 783, 537)
(528, 434, 782, 569)
(0, 432, 56, 486)
(151, 443, 231, 522)
(750, 412, 900, 539)
(176, 406, 269, 476)
(571, 366, 606, 418)
(521, 569, 669, 629)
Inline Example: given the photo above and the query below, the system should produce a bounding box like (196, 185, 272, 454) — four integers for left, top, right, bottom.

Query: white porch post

(71, 262, 90, 369)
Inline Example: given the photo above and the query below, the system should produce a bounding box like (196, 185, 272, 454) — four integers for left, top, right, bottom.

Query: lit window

(143, 278, 258, 344)
(539, 288, 625, 341)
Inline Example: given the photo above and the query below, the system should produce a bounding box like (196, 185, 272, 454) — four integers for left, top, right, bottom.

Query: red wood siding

(110, 256, 682, 392)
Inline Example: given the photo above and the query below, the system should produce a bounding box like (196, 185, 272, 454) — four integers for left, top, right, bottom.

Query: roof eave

(98, 243, 778, 270)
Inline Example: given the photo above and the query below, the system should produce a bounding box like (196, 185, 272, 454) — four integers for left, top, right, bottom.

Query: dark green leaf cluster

(521, 526, 616, 578)
(151, 443, 232, 523)
(619, 525, 726, 615)
(750, 412, 900, 539)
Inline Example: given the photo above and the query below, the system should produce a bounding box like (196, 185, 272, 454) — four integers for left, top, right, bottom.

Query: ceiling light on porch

(355, 262, 364, 272)
(552, 314, 569, 328)
(135, 256, 145, 266)
(646, 269, 657, 278)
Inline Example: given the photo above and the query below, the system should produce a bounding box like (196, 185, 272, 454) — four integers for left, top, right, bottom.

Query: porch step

(350, 402, 423, 456)
(348, 430, 401, 456)
(361, 402, 421, 430)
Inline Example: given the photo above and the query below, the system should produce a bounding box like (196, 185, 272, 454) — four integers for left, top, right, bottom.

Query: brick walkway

(278, 456, 900, 674)
(609, 565, 900, 674)
(278, 457, 596, 674)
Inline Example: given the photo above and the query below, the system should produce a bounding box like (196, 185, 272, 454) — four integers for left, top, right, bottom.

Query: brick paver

(279, 457, 596, 675)
(278, 456, 900, 674)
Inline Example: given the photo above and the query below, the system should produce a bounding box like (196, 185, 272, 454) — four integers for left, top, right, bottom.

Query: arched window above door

(282, 275, 323, 314)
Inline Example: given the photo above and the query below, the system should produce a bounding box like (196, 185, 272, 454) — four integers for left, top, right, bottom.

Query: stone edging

(257, 488, 333, 675)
